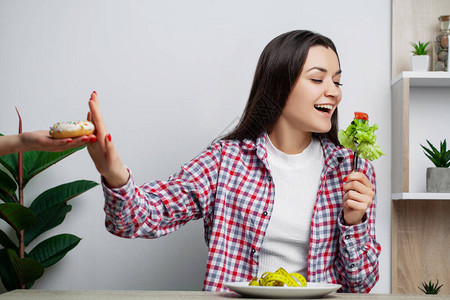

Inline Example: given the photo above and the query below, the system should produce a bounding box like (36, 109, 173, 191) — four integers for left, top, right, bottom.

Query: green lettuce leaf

(338, 119, 384, 161)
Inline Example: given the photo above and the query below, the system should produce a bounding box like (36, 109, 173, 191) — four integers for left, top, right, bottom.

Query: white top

(257, 135, 324, 277)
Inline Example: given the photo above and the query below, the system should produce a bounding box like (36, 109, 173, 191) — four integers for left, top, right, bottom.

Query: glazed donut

(49, 121, 95, 139)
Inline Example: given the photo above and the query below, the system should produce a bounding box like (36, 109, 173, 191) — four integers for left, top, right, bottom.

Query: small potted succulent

(419, 280, 443, 294)
(421, 139, 450, 192)
(410, 41, 431, 71)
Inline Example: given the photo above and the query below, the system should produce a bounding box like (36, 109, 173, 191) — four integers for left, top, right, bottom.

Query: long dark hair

(223, 30, 340, 145)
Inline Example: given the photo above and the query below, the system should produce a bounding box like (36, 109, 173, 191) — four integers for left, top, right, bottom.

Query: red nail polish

(343, 176, 347, 182)
(66, 139, 73, 144)
(90, 137, 97, 143)
(107, 134, 111, 142)
(93, 91, 97, 95)
(82, 137, 89, 142)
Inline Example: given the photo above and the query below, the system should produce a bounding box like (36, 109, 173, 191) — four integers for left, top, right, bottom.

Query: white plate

(223, 281, 341, 299)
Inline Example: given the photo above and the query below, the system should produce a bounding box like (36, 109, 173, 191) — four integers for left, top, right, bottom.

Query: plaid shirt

(103, 133, 381, 292)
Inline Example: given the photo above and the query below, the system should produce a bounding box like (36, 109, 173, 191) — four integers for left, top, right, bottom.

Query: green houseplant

(0, 112, 98, 290)
(410, 41, 431, 71)
(421, 139, 450, 192)
(419, 280, 443, 294)
(411, 41, 431, 56)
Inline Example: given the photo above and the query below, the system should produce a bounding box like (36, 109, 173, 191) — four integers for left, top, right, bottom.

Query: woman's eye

(311, 78, 342, 87)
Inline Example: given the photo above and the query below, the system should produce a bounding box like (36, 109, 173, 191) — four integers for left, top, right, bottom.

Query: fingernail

(93, 91, 97, 95)
(107, 134, 111, 142)
(82, 137, 89, 142)
(66, 139, 73, 144)
(90, 137, 97, 143)
(343, 176, 347, 182)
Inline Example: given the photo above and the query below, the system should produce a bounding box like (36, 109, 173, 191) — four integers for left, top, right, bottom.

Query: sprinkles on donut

(49, 121, 95, 139)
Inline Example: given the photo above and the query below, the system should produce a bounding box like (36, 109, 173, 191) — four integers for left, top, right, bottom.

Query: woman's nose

(324, 79, 341, 98)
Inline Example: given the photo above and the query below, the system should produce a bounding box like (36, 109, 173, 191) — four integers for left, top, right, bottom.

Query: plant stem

(18, 150, 24, 258)
(16, 107, 25, 289)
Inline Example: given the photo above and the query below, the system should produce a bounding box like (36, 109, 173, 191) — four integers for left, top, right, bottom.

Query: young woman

(0, 131, 94, 156)
(86, 30, 381, 293)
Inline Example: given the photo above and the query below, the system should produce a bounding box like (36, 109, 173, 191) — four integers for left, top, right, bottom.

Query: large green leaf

(0, 153, 18, 184)
(0, 248, 21, 291)
(0, 169, 18, 203)
(28, 234, 81, 268)
(0, 147, 85, 187)
(29, 180, 98, 214)
(0, 228, 18, 250)
(0, 203, 36, 232)
(7, 249, 44, 287)
(24, 180, 97, 245)
(24, 204, 72, 246)
(22, 149, 87, 186)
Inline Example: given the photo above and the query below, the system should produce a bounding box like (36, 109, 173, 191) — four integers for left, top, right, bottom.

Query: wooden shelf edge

(392, 192, 450, 200)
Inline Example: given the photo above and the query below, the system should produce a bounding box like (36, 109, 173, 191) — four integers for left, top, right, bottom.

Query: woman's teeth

(314, 104, 332, 112)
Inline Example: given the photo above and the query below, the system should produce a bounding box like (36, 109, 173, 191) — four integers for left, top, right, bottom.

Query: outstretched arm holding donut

(0, 130, 93, 156)
(87, 91, 130, 188)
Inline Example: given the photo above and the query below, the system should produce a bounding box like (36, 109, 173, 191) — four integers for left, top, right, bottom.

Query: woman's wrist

(102, 165, 130, 188)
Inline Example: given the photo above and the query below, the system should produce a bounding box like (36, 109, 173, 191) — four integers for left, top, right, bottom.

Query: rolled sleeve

(102, 168, 134, 208)
(336, 208, 380, 292)
(338, 212, 370, 274)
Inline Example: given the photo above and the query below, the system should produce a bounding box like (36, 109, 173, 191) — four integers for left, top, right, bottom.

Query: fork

(353, 141, 359, 171)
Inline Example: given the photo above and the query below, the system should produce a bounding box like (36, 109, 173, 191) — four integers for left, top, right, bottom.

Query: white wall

(0, 0, 392, 294)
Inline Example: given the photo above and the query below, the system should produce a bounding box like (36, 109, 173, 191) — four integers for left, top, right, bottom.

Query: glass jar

(433, 15, 450, 71)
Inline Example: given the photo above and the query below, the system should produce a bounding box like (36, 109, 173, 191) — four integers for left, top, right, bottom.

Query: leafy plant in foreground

(0, 111, 98, 290)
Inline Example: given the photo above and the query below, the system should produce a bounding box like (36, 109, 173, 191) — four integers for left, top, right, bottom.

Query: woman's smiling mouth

(314, 104, 333, 114)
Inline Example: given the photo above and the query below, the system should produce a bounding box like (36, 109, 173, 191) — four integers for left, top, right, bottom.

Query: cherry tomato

(354, 111, 369, 121)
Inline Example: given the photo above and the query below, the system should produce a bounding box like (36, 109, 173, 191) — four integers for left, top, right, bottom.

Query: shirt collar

(241, 133, 269, 166)
(320, 138, 347, 170)
(244, 133, 347, 170)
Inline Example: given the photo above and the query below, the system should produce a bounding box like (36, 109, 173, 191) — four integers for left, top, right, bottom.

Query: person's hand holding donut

(0, 131, 92, 156)
(87, 91, 130, 188)
(21, 130, 92, 152)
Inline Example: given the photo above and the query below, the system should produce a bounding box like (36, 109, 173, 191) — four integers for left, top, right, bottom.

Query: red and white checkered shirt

(102, 133, 381, 292)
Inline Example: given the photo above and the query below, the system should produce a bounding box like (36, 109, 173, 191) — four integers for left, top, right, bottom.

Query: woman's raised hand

(87, 92, 130, 188)
(342, 172, 375, 225)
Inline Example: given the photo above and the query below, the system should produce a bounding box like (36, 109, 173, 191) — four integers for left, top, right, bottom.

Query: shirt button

(262, 211, 268, 217)
(350, 264, 355, 268)
(345, 235, 350, 240)
(267, 176, 272, 182)
(251, 248, 256, 254)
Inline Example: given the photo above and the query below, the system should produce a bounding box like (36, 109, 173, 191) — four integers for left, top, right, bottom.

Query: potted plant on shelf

(421, 139, 450, 192)
(419, 280, 443, 294)
(410, 41, 431, 71)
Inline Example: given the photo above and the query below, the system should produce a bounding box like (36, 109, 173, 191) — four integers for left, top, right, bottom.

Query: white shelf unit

(390, 71, 450, 294)
(392, 192, 450, 200)
(391, 71, 450, 86)
(391, 71, 450, 196)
